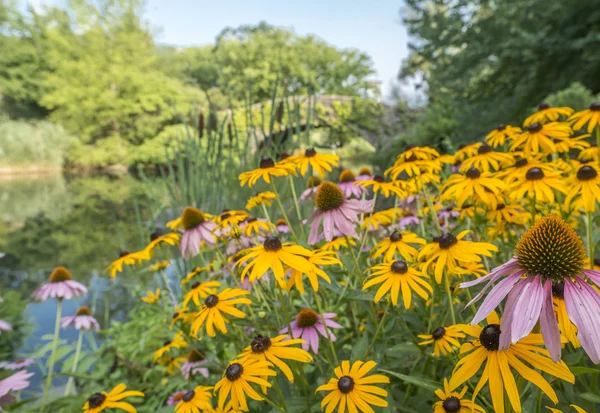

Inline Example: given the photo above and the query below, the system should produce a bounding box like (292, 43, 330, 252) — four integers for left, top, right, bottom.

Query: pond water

(0, 173, 161, 390)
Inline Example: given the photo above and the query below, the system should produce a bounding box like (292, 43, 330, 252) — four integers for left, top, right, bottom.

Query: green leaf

(351, 334, 369, 360)
(581, 392, 600, 404)
(570, 366, 600, 376)
(385, 343, 421, 357)
(379, 369, 441, 391)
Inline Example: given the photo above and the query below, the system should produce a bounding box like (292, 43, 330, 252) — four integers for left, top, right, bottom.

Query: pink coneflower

(356, 167, 374, 181)
(167, 391, 187, 405)
(179, 207, 217, 259)
(0, 358, 35, 371)
(180, 350, 209, 380)
(60, 306, 99, 331)
(0, 320, 11, 334)
(32, 267, 87, 302)
(226, 234, 257, 256)
(397, 213, 420, 229)
(0, 370, 33, 403)
(462, 215, 600, 363)
(299, 176, 322, 202)
(280, 309, 343, 354)
(275, 218, 291, 234)
(337, 170, 367, 198)
(308, 181, 372, 244)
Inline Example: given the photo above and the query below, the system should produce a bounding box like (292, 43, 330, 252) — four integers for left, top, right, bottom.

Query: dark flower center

(478, 144, 492, 155)
(263, 236, 282, 252)
(188, 349, 206, 362)
(514, 158, 528, 167)
(432, 327, 446, 340)
(390, 231, 403, 242)
(525, 167, 544, 180)
(337, 376, 355, 393)
(515, 215, 586, 282)
(315, 182, 345, 211)
(339, 170, 356, 183)
(260, 158, 275, 168)
(221, 212, 231, 220)
(496, 203, 506, 210)
(391, 261, 408, 274)
(479, 324, 501, 351)
(595, 258, 600, 267)
(251, 334, 272, 353)
(87, 393, 106, 408)
(182, 390, 195, 402)
(497, 124, 506, 131)
(163, 340, 172, 347)
(226, 363, 243, 381)
(527, 123, 543, 133)
(442, 396, 461, 413)
(406, 153, 418, 162)
(119, 251, 130, 258)
(205, 294, 219, 308)
(150, 230, 161, 241)
(552, 282, 565, 299)
(305, 148, 317, 157)
(246, 217, 258, 224)
(538, 103, 550, 110)
(590, 102, 600, 111)
(278, 152, 290, 160)
(297, 308, 319, 327)
(405, 144, 416, 150)
(373, 175, 385, 183)
(577, 165, 598, 181)
(181, 207, 206, 230)
(465, 167, 481, 179)
(49, 266, 73, 283)
(172, 312, 179, 319)
(438, 233, 458, 250)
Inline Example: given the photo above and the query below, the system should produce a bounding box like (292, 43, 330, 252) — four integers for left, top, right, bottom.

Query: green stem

(588, 211, 595, 269)
(596, 125, 600, 169)
(443, 273, 457, 325)
(420, 175, 441, 232)
(315, 294, 339, 366)
(42, 299, 63, 409)
(260, 203, 277, 235)
(64, 330, 84, 396)
(271, 181, 298, 241)
(160, 270, 177, 307)
(287, 176, 305, 238)
(365, 300, 391, 358)
(273, 379, 289, 413)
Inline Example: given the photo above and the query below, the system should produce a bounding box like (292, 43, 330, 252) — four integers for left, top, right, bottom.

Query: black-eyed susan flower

(524, 103, 574, 126)
(299, 176, 322, 202)
(214, 358, 276, 411)
(145, 231, 180, 254)
(239, 157, 296, 187)
(564, 164, 600, 213)
(105, 250, 151, 279)
(360, 211, 393, 232)
(485, 124, 521, 148)
(286, 249, 342, 294)
(320, 236, 357, 251)
(507, 166, 567, 204)
(181, 264, 213, 286)
(433, 378, 485, 413)
(289, 147, 340, 177)
(239, 334, 312, 389)
(355, 175, 408, 198)
(82, 383, 144, 413)
(449, 312, 574, 413)
(441, 167, 506, 209)
(555, 134, 591, 153)
(245, 191, 276, 211)
(363, 261, 432, 308)
(316, 360, 389, 413)
(457, 261, 487, 279)
(569, 101, 600, 133)
(417, 325, 465, 357)
(215, 210, 250, 230)
(308, 181, 372, 244)
(486, 203, 530, 225)
(179, 207, 218, 258)
(183, 280, 221, 307)
(551, 282, 580, 349)
(202, 401, 243, 413)
(454, 143, 479, 163)
(419, 231, 497, 283)
(395, 145, 440, 162)
(497, 155, 552, 184)
(578, 144, 599, 163)
(239, 217, 274, 237)
(150, 260, 170, 272)
(459, 143, 513, 173)
(510, 122, 572, 154)
(153, 332, 188, 361)
(371, 230, 426, 262)
(385, 154, 441, 179)
(158, 355, 186, 375)
(171, 304, 194, 327)
(236, 237, 313, 286)
(174, 386, 212, 413)
(190, 288, 251, 337)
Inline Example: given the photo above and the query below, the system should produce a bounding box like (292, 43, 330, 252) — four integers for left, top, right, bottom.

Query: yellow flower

(286, 249, 342, 294)
(105, 250, 151, 279)
(454, 142, 480, 162)
(316, 360, 389, 413)
(555, 134, 591, 153)
(245, 191, 276, 210)
(385, 156, 441, 179)
(418, 231, 497, 284)
(551, 282, 580, 349)
(201, 402, 243, 413)
(578, 145, 599, 163)
(236, 237, 313, 287)
(288, 147, 340, 177)
(569, 101, 600, 133)
(459, 143, 514, 173)
(171, 304, 194, 327)
(239, 334, 312, 391)
(181, 264, 214, 286)
(441, 167, 506, 209)
(433, 378, 485, 413)
(141, 288, 160, 304)
(485, 124, 522, 148)
(355, 176, 408, 198)
(418, 325, 466, 357)
(395, 145, 440, 162)
(360, 211, 393, 231)
(159, 355, 186, 375)
(153, 332, 188, 361)
(486, 203, 530, 225)
(239, 157, 296, 187)
(240, 217, 274, 237)
(183, 280, 221, 308)
(214, 358, 276, 411)
(320, 236, 357, 251)
(82, 383, 144, 413)
(174, 386, 212, 413)
(507, 166, 567, 204)
(510, 122, 572, 154)
(215, 210, 250, 230)
(546, 405, 587, 413)
(363, 261, 432, 308)
(456, 261, 487, 278)
(190, 288, 251, 337)
(145, 232, 180, 254)
(524, 103, 574, 126)
(371, 230, 426, 262)
(497, 155, 552, 184)
(564, 164, 600, 213)
(449, 312, 574, 413)
(150, 260, 170, 272)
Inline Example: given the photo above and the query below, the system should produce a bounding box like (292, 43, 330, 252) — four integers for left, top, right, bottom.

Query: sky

(143, 0, 410, 98)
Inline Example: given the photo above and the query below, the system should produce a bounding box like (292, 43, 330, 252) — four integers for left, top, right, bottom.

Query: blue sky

(143, 0, 409, 97)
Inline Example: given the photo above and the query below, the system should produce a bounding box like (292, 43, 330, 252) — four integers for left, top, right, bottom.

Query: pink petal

(565, 278, 600, 363)
(507, 275, 544, 344)
(539, 280, 561, 361)
(470, 271, 523, 325)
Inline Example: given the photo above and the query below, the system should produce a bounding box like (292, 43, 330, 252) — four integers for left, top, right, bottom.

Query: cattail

(275, 101, 284, 123)
(197, 113, 204, 139)
(227, 123, 233, 142)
